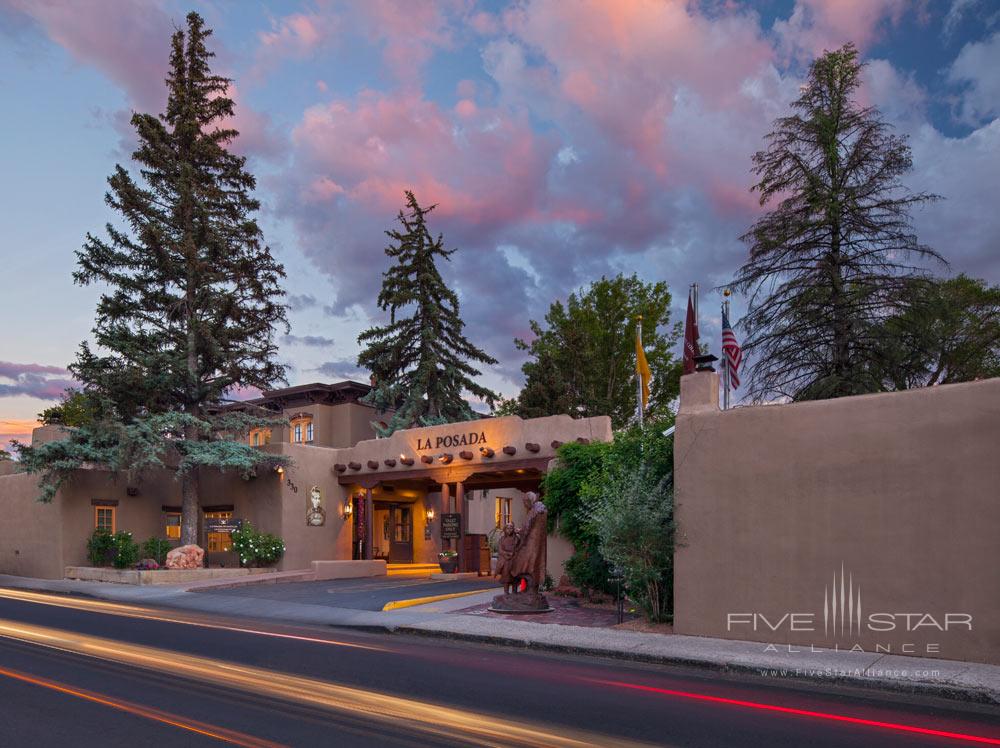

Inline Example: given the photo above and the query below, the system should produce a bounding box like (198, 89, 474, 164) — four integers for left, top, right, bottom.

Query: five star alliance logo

(824, 562, 862, 637)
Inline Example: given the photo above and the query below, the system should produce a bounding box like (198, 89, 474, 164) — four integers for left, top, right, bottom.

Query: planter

(438, 555, 459, 573)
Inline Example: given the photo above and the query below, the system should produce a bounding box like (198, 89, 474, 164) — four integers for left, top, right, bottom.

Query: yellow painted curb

(382, 588, 496, 611)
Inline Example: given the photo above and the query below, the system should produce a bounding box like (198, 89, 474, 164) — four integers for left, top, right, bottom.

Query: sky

(1, 0, 998, 451)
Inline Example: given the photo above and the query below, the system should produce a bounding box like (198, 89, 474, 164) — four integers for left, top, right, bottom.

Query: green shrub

(141, 537, 172, 565)
(231, 521, 285, 567)
(585, 463, 674, 622)
(111, 531, 140, 569)
(541, 422, 674, 596)
(86, 529, 116, 567)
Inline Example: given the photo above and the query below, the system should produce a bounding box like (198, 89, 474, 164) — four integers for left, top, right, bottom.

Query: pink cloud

(0, 361, 75, 400)
(8, 0, 284, 161)
(291, 91, 554, 226)
(352, 0, 460, 87)
(253, 11, 338, 77)
(454, 98, 477, 118)
(5, 0, 173, 112)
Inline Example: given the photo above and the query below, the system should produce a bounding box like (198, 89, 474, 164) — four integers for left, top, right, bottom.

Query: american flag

(721, 308, 742, 389)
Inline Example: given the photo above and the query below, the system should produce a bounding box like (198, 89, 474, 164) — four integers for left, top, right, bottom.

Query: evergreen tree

(358, 191, 498, 435)
(15, 13, 288, 544)
(731, 44, 943, 401)
(510, 275, 681, 429)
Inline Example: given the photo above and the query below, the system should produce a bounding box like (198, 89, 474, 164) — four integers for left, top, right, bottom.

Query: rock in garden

(165, 544, 204, 569)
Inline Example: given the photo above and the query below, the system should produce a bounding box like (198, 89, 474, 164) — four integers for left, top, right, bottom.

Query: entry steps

(386, 563, 442, 578)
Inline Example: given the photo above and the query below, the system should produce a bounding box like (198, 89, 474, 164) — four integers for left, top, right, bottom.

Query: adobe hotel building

(0, 381, 611, 579)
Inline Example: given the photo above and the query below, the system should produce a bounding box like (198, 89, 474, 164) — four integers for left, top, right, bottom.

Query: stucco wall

(274, 442, 350, 570)
(0, 472, 64, 579)
(674, 372, 1000, 664)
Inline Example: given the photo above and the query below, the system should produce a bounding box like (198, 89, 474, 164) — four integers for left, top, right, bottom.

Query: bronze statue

(495, 522, 518, 594)
(489, 491, 551, 613)
(511, 491, 547, 593)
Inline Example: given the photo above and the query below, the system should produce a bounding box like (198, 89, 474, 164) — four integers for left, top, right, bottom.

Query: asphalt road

(204, 576, 500, 610)
(0, 590, 997, 747)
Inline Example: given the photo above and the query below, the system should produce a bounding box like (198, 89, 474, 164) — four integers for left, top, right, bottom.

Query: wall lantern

(275, 466, 285, 476)
(425, 507, 435, 522)
(343, 499, 353, 517)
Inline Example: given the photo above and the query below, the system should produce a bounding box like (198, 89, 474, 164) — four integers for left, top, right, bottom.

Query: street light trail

(0, 587, 385, 652)
(591, 679, 1000, 745)
(0, 664, 288, 748)
(0, 617, 655, 748)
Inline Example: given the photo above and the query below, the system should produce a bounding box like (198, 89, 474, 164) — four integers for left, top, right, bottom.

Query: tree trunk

(180, 470, 200, 547)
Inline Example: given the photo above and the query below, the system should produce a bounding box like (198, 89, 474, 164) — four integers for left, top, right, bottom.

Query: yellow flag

(635, 323, 651, 409)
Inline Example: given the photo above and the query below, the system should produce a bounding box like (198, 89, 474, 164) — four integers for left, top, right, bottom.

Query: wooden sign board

(441, 513, 462, 539)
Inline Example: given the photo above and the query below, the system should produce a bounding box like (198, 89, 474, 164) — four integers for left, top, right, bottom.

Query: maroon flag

(683, 291, 699, 374)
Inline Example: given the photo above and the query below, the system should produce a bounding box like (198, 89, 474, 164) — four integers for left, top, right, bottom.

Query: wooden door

(388, 504, 413, 563)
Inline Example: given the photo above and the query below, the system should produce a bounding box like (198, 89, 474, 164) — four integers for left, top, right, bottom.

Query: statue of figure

(510, 491, 547, 594)
(495, 522, 519, 594)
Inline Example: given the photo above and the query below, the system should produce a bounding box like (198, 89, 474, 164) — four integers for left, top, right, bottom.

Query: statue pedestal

(488, 592, 553, 614)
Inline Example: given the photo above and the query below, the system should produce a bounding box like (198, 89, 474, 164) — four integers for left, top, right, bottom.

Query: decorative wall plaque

(306, 485, 326, 526)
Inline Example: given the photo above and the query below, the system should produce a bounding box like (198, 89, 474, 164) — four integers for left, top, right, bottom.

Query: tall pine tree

(731, 44, 942, 401)
(358, 192, 498, 435)
(16, 13, 288, 544)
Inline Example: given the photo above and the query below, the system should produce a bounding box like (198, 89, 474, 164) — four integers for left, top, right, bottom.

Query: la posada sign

(414, 430, 488, 451)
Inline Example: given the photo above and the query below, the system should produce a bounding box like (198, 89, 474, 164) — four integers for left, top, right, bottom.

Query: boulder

(165, 544, 204, 569)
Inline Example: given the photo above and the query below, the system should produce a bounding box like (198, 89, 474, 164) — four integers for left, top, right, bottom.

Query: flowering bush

(110, 531, 140, 569)
(86, 529, 141, 569)
(231, 521, 285, 567)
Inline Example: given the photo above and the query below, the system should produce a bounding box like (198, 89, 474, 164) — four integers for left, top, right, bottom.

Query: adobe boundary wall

(674, 372, 1000, 665)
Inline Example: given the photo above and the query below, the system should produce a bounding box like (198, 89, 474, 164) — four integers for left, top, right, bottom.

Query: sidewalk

(2, 574, 997, 706)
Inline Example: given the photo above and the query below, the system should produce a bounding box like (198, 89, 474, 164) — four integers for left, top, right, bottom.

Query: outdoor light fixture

(425, 507, 435, 522)
(399, 453, 414, 466)
(438, 453, 453, 464)
(479, 446, 495, 458)
(275, 466, 285, 476)
(343, 499, 353, 517)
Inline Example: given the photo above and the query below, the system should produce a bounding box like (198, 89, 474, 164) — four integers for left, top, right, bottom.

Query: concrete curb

(382, 588, 496, 611)
(380, 624, 1000, 707)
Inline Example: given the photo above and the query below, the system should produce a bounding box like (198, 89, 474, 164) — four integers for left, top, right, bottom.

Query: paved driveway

(205, 576, 499, 611)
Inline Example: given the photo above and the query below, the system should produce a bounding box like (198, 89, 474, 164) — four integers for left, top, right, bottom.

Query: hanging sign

(206, 517, 242, 534)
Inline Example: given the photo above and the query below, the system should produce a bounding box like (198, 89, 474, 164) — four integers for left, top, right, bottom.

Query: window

(95, 506, 115, 533)
(495, 497, 512, 528)
(165, 512, 181, 540)
(248, 428, 271, 447)
(204, 510, 233, 553)
(290, 415, 313, 444)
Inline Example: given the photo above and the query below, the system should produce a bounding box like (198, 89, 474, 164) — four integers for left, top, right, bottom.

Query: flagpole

(636, 315, 644, 428)
(722, 296, 731, 410)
